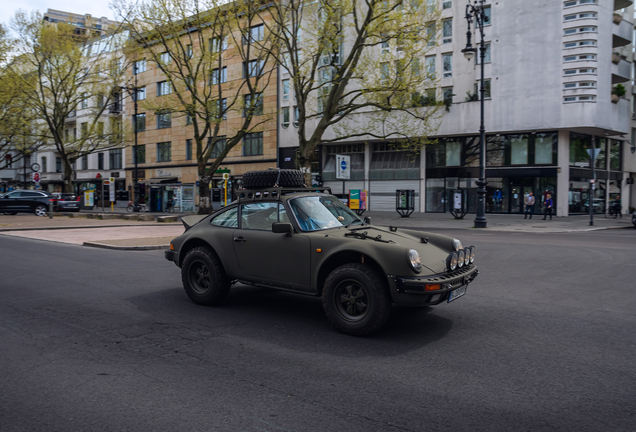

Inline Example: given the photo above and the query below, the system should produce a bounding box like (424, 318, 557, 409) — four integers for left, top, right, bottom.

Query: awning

(139, 177, 178, 184)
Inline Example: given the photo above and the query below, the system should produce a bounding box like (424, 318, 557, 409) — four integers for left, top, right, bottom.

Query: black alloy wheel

(322, 263, 391, 336)
(181, 246, 231, 305)
(334, 280, 369, 322)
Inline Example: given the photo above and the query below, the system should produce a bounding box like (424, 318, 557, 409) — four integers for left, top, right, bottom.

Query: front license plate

(448, 285, 467, 303)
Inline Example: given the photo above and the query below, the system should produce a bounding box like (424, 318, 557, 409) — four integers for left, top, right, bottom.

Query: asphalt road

(1, 229, 635, 432)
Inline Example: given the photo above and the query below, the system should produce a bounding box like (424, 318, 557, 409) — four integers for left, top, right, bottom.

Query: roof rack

(237, 186, 332, 203)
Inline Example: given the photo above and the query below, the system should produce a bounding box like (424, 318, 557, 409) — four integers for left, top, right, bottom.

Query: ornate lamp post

(462, 0, 489, 228)
(120, 71, 140, 212)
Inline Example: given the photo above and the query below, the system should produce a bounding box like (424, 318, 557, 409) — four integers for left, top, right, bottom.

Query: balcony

(109, 102, 122, 114)
(614, 0, 633, 11)
(611, 59, 631, 84)
(612, 19, 633, 48)
(65, 110, 77, 122)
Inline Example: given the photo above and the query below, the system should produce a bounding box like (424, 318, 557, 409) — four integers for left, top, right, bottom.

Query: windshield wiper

(344, 231, 392, 243)
(344, 220, 364, 228)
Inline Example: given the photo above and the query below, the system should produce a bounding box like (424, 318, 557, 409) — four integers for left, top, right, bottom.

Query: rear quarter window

(211, 206, 239, 227)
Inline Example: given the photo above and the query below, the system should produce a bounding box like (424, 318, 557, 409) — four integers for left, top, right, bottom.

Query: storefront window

(486, 178, 507, 213)
(509, 135, 529, 165)
(568, 178, 588, 214)
(486, 136, 505, 167)
(534, 133, 554, 164)
(463, 137, 479, 167)
(369, 143, 418, 180)
(324, 144, 365, 181)
(570, 133, 590, 168)
(610, 140, 621, 171)
(446, 141, 461, 166)
(425, 178, 445, 212)
(426, 142, 445, 168)
(594, 138, 606, 169)
(444, 177, 458, 212)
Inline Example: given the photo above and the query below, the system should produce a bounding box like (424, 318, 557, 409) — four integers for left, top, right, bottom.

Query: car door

(232, 202, 311, 289)
(0, 191, 22, 211)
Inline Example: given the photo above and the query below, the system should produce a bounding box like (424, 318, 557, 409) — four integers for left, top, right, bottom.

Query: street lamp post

(462, 0, 489, 228)
(120, 72, 140, 212)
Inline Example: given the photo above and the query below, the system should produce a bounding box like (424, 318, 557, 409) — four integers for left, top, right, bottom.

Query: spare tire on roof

(241, 168, 305, 189)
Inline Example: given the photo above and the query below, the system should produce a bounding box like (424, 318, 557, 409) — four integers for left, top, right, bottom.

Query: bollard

(49, 200, 53, 219)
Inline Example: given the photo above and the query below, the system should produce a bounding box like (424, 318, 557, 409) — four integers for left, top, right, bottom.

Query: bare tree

(113, 0, 276, 213)
(258, 0, 445, 183)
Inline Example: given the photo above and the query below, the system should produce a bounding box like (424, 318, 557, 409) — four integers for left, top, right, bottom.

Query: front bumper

(388, 264, 479, 307)
(165, 250, 179, 267)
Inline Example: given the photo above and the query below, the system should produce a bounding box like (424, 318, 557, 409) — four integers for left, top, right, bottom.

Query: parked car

(165, 169, 479, 336)
(632, 209, 636, 229)
(0, 190, 57, 216)
(581, 198, 605, 213)
(52, 193, 81, 212)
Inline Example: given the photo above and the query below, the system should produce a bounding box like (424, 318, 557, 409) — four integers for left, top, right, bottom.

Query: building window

(81, 93, 88, 109)
(564, 12, 597, 21)
(483, 6, 491, 25)
(211, 67, 227, 84)
(563, 68, 596, 76)
(443, 87, 453, 104)
(98, 153, 104, 169)
(243, 132, 263, 156)
(475, 43, 491, 64)
(41, 156, 47, 172)
(425, 56, 436, 80)
(159, 52, 171, 64)
(282, 79, 290, 100)
(446, 141, 461, 166)
(186, 139, 192, 160)
(509, 135, 529, 165)
(109, 148, 122, 169)
(442, 53, 452, 78)
(133, 60, 146, 74)
(210, 136, 227, 158)
(157, 142, 172, 162)
(96, 94, 104, 108)
(135, 86, 146, 101)
(133, 145, 146, 164)
(244, 24, 264, 44)
(442, 19, 452, 44)
(426, 22, 436, 47)
(243, 93, 263, 117)
(281, 107, 290, 128)
(56, 157, 62, 172)
(610, 140, 621, 171)
(442, 1, 452, 9)
(157, 112, 172, 129)
(134, 113, 146, 132)
(186, 44, 193, 59)
(243, 60, 265, 78)
(564, 26, 596, 35)
(294, 106, 299, 127)
(210, 36, 228, 52)
(81, 122, 88, 138)
(213, 98, 227, 120)
(81, 154, 88, 170)
(474, 79, 492, 99)
(157, 81, 172, 96)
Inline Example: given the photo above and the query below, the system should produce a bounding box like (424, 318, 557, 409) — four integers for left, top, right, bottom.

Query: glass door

(511, 185, 534, 214)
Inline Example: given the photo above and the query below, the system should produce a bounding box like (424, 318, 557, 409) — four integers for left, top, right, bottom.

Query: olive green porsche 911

(165, 170, 479, 336)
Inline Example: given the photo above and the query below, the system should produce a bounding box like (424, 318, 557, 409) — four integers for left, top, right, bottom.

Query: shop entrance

(510, 185, 534, 213)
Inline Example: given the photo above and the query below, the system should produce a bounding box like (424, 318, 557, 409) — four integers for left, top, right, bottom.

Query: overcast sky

(3, 0, 118, 25)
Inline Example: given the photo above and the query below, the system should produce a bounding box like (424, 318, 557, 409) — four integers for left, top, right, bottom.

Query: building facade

(278, 0, 636, 217)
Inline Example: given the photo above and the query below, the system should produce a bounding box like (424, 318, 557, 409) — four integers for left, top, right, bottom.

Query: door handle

(233, 236, 246, 242)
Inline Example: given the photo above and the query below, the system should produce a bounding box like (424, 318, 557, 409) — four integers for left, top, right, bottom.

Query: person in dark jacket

(543, 193, 553, 220)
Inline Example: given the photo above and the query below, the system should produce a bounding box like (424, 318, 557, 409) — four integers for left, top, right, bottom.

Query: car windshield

(288, 195, 364, 232)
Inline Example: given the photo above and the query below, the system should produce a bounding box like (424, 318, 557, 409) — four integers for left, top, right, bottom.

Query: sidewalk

(0, 210, 631, 251)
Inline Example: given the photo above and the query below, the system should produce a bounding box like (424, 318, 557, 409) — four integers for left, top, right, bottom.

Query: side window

(23, 192, 43, 197)
(240, 203, 279, 230)
(278, 203, 290, 223)
(211, 206, 239, 227)
(6, 191, 22, 198)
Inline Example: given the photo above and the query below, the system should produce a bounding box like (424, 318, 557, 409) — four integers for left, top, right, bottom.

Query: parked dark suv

(0, 190, 57, 216)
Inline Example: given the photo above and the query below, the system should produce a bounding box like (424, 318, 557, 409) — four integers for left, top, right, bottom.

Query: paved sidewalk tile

(1, 225, 185, 245)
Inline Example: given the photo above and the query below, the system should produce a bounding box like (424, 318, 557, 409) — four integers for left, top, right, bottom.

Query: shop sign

(157, 169, 172, 177)
(215, 167, 230, 174)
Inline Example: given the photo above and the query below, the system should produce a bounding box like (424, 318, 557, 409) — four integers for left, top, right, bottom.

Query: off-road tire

(34, 205, 47, 217)
(242, 169, 305, 189)
(322, 263, 391, 336)
(181, 246, 231, 305)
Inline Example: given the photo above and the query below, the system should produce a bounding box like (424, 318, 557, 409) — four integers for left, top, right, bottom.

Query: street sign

(222, 173, 230, 180)
(336, 154, 351, 180)
(586, 148, 601, 161)
(33, 172, 40, 183)
(109, 177, 115, 202)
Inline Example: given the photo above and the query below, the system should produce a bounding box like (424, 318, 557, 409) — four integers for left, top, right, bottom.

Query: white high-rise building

(277, 0, 636, 217)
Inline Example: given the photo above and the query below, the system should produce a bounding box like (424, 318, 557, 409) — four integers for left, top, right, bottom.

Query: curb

(395, 224, 632, 233)
(0, 223, 182, 232)
(82, 242, 169, 251)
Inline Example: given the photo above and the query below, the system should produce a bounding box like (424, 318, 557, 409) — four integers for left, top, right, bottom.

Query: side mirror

(272, 222, 293, 235)
(364, 216, 372, 225)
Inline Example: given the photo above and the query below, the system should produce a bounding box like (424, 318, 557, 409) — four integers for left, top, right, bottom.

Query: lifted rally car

(165, 169, 479, 336)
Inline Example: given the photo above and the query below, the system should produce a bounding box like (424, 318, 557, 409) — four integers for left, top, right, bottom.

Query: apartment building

(278, 0, 636, 216)
(124, 15, 278, 212)
(43, 9, 120, 37)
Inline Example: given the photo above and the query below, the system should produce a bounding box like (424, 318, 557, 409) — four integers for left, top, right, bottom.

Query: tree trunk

(62, 157, 74, 193)
(198, 179, 212, 214)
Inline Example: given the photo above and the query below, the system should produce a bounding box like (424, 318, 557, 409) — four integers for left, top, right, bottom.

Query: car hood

(325, 225, 453, 274)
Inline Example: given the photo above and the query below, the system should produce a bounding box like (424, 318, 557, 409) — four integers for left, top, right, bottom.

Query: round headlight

(469, 246, 475, 264)
(463, 249, 470, 266)
(452, 238, 463, 251)
(457, 250, 465, 268)
(408, 249, 422, 273)
(447, 252, 458, 271)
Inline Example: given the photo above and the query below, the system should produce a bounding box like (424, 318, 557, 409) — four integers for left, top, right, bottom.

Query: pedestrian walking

(524, 192, 535, 219)
(613, 195, 622, 218)
(543, 193, 553, 220)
